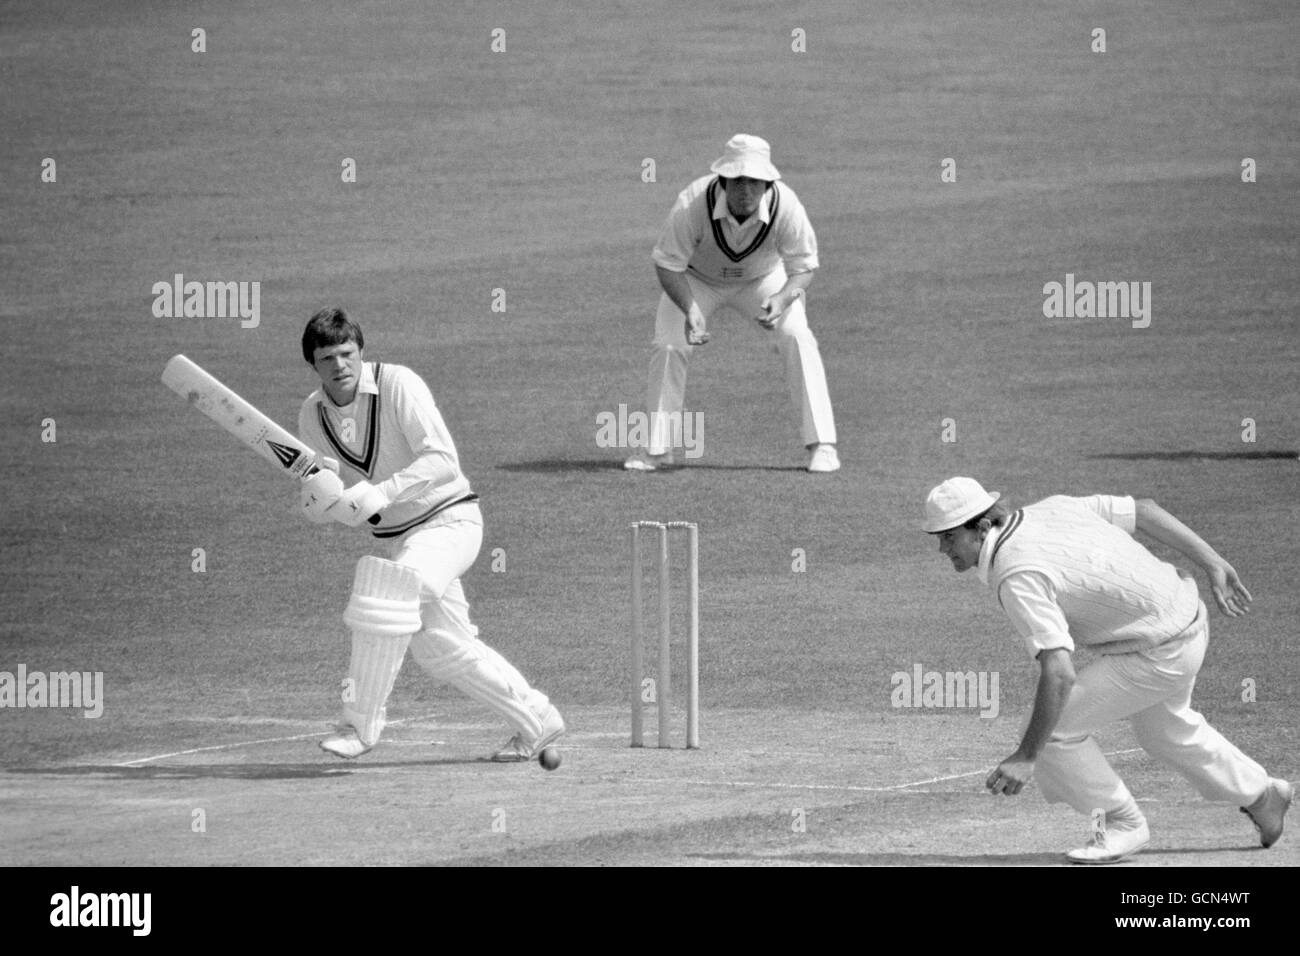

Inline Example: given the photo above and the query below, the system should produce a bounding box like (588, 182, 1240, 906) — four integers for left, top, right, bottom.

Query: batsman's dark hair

(302, 307, 364, 364)
(963, 500, 1013, 531)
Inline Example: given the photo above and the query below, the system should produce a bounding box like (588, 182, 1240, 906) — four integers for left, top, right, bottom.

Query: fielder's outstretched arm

(1133, 498, 1252, 616)
(1018, 648, 1076, 759)
(987, 648, 1075, 796)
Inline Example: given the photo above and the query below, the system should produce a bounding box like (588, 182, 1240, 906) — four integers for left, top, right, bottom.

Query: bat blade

(161, 354, 321, 480)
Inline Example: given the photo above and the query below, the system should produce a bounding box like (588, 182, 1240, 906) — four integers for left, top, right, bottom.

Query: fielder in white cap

(624, 134, 839, 473)
(923, 477, 1292, 863)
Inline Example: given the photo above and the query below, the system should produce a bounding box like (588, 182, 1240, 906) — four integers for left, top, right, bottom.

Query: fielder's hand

(755, 291, 792, 330)
(1208, 562, 1252, 617)
(300, 469, 344, 524)
(986, 752, 1035, 796)
(684, 304, 710, 346)
(326, 480, 388, 527)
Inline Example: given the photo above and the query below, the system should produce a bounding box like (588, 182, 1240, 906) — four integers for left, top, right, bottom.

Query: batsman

(296, 308, 564, 763)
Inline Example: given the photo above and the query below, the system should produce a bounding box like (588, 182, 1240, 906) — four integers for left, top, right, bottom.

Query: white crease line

(110, 721, 1144, 777)
(632, 749, 1145, 794)
(111, 712, 447, 767)
(635, 777, 904, 793)
(111, 730, 596, 767)
(114, 731, 335, 767)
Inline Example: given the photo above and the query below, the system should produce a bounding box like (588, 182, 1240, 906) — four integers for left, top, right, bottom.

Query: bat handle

(301, 456, 341, 480)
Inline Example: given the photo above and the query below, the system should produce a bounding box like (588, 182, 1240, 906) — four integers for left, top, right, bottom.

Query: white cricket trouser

(1035, 603, 1270, 815)
(646, 266, 837, 453)
(383, 502, 552, 737)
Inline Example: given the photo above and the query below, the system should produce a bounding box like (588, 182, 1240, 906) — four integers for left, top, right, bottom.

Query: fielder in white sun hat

(709, 133, 782, 182)
(922, 476, 1002, 533)
(624, 130, 837, 475)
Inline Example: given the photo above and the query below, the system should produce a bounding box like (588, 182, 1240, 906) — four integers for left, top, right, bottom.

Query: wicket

(629, 521, 699, 749)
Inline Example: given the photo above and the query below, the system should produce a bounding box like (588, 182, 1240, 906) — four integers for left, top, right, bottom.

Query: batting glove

(300, 469, 345, 524)
(326, 481, 388, 527)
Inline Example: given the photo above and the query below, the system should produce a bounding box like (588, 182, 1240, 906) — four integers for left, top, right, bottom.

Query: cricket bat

(161, 354, 326, 480)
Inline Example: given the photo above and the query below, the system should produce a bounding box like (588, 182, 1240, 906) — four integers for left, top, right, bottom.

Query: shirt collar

(356, 361, 378, 395)
(713, 183, 773, 228)
(977, 523, 1003, 586)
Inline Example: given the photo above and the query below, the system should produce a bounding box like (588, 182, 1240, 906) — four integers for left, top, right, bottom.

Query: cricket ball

(538, 746, 561, 771)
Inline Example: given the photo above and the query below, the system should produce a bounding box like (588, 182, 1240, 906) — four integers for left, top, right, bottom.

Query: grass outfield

(1, 0, 1297, 866)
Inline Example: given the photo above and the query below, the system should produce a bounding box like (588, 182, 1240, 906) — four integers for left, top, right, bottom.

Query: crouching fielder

(295, 308, 564, 763)
(923, 477, 1291, 863)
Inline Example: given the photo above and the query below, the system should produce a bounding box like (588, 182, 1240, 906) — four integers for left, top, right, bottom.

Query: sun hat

(710, 134, 782, 181)
(922, 477, 1001, 533)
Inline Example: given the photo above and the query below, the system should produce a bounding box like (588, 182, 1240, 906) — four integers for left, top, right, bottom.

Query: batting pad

(340, 557, 424, 746)
(410, 631, 548, 740)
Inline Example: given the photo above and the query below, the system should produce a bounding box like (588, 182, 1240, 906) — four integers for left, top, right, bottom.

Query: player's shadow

(497, 458, 806, 473)
(677, 462, 808, 472)
(694, 845, 1264, 865)
(1089, 450, 1297, 461)
(690, 850, 1067, 866)
(6, 757, 486, 781)
(497, 459, 635, 473)
(1140, 845, 1272, 857)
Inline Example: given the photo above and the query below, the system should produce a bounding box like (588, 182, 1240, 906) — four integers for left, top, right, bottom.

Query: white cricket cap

(710, 134, 782, 181)
(922, 477, 1001, 533)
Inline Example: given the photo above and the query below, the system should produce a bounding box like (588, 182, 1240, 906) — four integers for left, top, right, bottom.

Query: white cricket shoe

(320, 725, 372, 760)
(1242, 778, 1293, 848)
(1066, 820, 1150, 864)
(806, 443, 840, 473)
(490, 704, 566, 763)
(624, 449, 674, 471)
